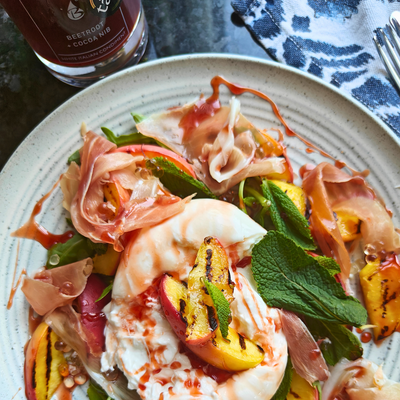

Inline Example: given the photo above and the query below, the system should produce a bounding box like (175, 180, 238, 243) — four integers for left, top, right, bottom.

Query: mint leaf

(68, 149, 81, 166)
(261, 180, 316, 250)
(304, 317, 363, 366)
(46, 234, 107, 269)
(203, 278, 232, 339)
(314, 256, 341, 276)
(87, 380, 112, 400)
(96, 280, 114, 303)
(152, 157, 217, 199)
(101, 126, 156, 147)
(251, 231, 367, 326)
(271, 357, 293, 400)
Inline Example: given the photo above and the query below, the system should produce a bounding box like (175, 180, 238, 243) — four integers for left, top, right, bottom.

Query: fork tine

(377, 28, 400, 75)
(373, 35, 400, 92)
(390, 11, 400, 37)
(386, 24, 400, 61)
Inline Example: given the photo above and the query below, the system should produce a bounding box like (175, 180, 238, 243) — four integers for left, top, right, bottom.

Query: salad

(11, 76, 400, 400)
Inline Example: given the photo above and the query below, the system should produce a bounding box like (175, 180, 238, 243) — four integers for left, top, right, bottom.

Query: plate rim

(1, 53, 399, 179)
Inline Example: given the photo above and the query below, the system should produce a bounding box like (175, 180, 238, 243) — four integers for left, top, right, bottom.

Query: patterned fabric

(231, 0, 400, 136)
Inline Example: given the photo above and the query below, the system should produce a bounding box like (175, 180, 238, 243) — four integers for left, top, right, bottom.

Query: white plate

(1, 54, 400, 399)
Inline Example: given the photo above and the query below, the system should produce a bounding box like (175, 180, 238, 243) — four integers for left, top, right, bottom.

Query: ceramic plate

(1, 54, 400, 399)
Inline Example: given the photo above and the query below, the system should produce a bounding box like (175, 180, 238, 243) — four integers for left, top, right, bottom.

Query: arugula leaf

(101, 126, 156, 147)
(203, 278, 232, 339)
(46, 233, 107, 269)
(87, 380, 112, 400)
(261, 180, 316, 250)
(96, 280, 114, 303)
(314, 255, 341, 276)
(251, 231, 367, 326)
(271, 357, 293, 400)
(67, 149, 81, 166)
(304, 316, 363, 366)
(313, 381, 322, 400)
(131, 113, 146, 124)
(152, 157, 217, 199)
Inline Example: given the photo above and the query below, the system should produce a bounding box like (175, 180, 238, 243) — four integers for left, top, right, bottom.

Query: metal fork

(373, 11, 400, 92)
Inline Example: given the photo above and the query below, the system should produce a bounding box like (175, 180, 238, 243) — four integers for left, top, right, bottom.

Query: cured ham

(303, 163, 400, 280)
(280, 310, 329, 384)
(21, 258, 92, 315)
(137, 97, 288, 195)
(69, 131, 191, 251)
(321, 358, 400, 400)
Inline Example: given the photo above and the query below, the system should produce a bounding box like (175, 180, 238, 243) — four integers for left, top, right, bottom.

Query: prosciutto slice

(322, 358, 400, 400)
(280, 310, 329, 384)
(60, 161, 80, 212)
(21, 258, 92, 315)
(69, 131, 191, 250)
(303, 163, 400, 280)
(137, 97, 288, 195)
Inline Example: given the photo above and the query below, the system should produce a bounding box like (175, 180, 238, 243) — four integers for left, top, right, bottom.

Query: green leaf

(271, 357, 293, 400)
(87, 380, 112, 400)
(313, 381, 322, 400)
(304, 316, 363, 366)
(152, 157, 217, 199)
(203, 278, 232, 339)
(101, 126, 156, 147)
(314, 256, 341, 276)
(251, 231, 367, 326)
(46, 233, 108, 269)
(131, 113, 146, 124)
(96, 280, 114, 302)
(67, 149, 81, 166)
(261, 180, 316, 250)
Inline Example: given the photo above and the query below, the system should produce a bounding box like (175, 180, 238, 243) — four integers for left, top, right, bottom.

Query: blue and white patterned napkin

(232, 0, 400, 136)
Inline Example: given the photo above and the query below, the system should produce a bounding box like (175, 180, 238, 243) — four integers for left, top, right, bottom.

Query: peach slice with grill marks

(25, 322, 65, 400)
(184, 237, 235, 345)
(159, 274, 264, 371)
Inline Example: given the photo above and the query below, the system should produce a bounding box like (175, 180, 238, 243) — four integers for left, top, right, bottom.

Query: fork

(373, 11, 400, 92)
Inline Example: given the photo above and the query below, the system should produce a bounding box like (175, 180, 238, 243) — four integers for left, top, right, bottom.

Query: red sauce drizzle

(178, 342, 234, 384)
(309, 348, 321, 360)
(380, 253, 400, 272)
(11, 177, 74, 249)
(360, 331, 372, 343)
(201, 76, 368, 177)
(7, 239, 22, 310)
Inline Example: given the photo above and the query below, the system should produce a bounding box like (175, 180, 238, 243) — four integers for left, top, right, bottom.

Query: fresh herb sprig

(261, 180, 316, 250)
(152, 157, 217, 199)
(251, 231, 367, 326)
(46, 233, 107, 269)
(203, 278, 232, 340)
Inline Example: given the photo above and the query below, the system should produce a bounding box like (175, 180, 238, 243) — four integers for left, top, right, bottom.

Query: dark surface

(0, 0, 271, 172)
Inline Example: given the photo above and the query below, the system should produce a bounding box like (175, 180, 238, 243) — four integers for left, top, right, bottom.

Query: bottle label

(15, 0, 140, 66)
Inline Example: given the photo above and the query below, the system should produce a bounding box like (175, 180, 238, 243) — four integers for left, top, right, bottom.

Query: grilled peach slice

(287, 371, 318, 400)
(25, 322, 65, 400)
(184, 237, 234, 345)
(160, 274, 264, 371)
(334, 211, 361, 242)
(103, 180, 130, 219)
(360, 254, 400, 341)
(93, 244, 121, 276)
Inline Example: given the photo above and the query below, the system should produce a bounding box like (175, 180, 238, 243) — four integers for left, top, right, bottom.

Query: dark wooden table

(0, 0, 272, 172)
